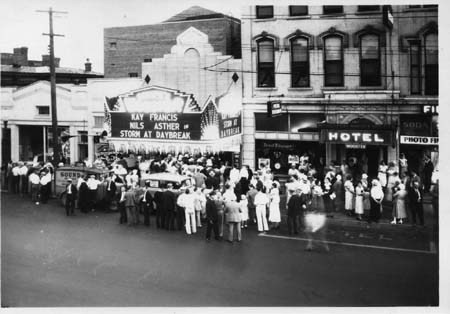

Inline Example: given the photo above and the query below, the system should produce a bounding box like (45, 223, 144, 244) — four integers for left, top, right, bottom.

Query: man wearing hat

(104, 175, 117, 212)
(65, 178, 77, 216)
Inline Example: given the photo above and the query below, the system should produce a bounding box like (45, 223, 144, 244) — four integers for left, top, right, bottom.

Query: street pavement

(1, 192, 439, 307)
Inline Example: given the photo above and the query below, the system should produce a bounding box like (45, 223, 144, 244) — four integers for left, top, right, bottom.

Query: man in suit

(224, 199, 242, 243)
(409, 181, 425, 226)
(104, 175, 117, 212)
(162, 183, 177, 230)
(124, 186, 138, 226)
(142, 181, 154, 227)
(65, 179, 77, 216)
(287, 188, 305, 235)
(205, 191, 220, 241)
(118, 186, 127, 224)
(154, 189, 164, 229)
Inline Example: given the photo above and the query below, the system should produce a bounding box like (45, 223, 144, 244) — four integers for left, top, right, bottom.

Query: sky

(0, 0, 245, 73)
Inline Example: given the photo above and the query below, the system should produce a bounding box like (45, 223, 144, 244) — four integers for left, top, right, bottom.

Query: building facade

(1, 47, 103, 87)
(241, 5, 438, 177)
(91, 26, 242, 161)
(104, 6, 241, 78)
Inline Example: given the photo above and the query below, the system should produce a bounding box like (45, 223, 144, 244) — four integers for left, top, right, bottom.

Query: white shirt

(230, 168, 240, 184)
(29, 173, 40, 185)
(87, 178, 100, 190)
(18, 166, 28, 176)
(67, 184, 74, 194)
(12, 166, 20, 176)
(177, 192, 196, 213)
(40, 173, 52, 185)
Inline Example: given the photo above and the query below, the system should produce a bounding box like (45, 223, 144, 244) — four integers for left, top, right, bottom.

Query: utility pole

(37, 7, 67, 166)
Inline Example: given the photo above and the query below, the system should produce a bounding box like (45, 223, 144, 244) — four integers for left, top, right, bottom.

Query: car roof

(56, 166, 112, 175)
(146, 172, 190, 183)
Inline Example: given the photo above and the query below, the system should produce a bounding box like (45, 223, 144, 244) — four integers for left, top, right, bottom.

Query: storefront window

(290, 113, 325, 132)
(255, 113, 288, 132)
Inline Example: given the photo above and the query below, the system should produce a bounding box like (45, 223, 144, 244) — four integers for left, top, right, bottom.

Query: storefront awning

(107, 134, 241, 154)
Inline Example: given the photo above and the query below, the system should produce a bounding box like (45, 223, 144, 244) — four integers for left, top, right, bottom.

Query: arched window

(425, 33, 438, 95)
(291, 37, 309, 87)
(183, 48, 200, 97)
(360, 34, 381, 86)
(324, 36, 343, 86)
(257, 38, 275, 87)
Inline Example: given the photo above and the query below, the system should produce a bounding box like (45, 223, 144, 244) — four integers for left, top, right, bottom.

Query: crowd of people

(2, 151, 438, 248)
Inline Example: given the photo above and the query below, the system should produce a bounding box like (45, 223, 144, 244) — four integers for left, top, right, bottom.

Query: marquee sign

(106, 86, 241, 142)
(320, 129, 393, 145)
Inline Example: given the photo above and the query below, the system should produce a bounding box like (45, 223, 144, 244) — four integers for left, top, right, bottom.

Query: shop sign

(321, 130, 393, 145)
(346, 144, 367, 149)
(267, 101, 282, 117)
(258, 158, 271, 169)
(423, 105, 438, 114)
(288, 155, 300, 164)
(400, 136, 438, 145)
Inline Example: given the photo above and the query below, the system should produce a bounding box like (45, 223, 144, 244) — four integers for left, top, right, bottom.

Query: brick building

(103, 6, 241, 78)
(240, 5, 438, 178)
(1, 47, 103, 87)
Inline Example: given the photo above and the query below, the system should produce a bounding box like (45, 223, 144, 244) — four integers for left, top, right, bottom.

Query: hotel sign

(400, 136, 438, 145)
(321, 130, 393, 145)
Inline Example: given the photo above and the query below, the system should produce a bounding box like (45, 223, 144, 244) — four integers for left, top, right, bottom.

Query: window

(410, 42, 421, 94)
(78, 131, 88, 161)
(144, 58, 152, 62)
(324, 36, 344, 86)
(289, 6, 308, 16)
(128, 72, 138, 77)
(37, 106, 50, 115)
(425, 33, 438, 95)
(256, 6, 274, 19)
(257, 39, 275, 87)
(323, 6, 343, 15)
(360, 34, 381, 86)
(109, 42, 117, 49)
(357, 5, 380, 12)
(291, 37, 309, 87)
(409, 5, 438, 9)
(94, 116, 103, 128)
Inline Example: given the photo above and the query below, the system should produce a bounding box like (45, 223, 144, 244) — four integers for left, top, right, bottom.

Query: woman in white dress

(344, 175, 355, 216)
(354, 181, 364, 221)
(378, 160, 388, 188)
(268, 182, 281, 230)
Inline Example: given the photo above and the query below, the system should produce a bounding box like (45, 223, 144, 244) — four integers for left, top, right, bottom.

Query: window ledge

(357, 86, 385, 90)
(288, 87, 313, 91)
(320, 13, 345, 18)
(403, 7, 438, 13)
(286, 15, 311, 20)
(255, 87, 278, 91)
(322, 86, 347, 91)
(354, 11, 381, 16)
(254, 18, 276, 22)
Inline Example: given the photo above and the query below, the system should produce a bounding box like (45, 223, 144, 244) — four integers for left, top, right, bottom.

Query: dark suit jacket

(287, 194, 304, 217)
(124, 190, 137, 207)
(143, 189, 154, 210)
(224, 200, 241, 223)
(409, 187, 424, 204)
(105, 180, 117, 196)
(161, 189, 177, 212)
(205, 198, 219, 221)
(66, 183, 78, 199)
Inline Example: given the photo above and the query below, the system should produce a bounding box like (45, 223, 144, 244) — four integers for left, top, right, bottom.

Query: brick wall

(104, 18, 241, 78)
